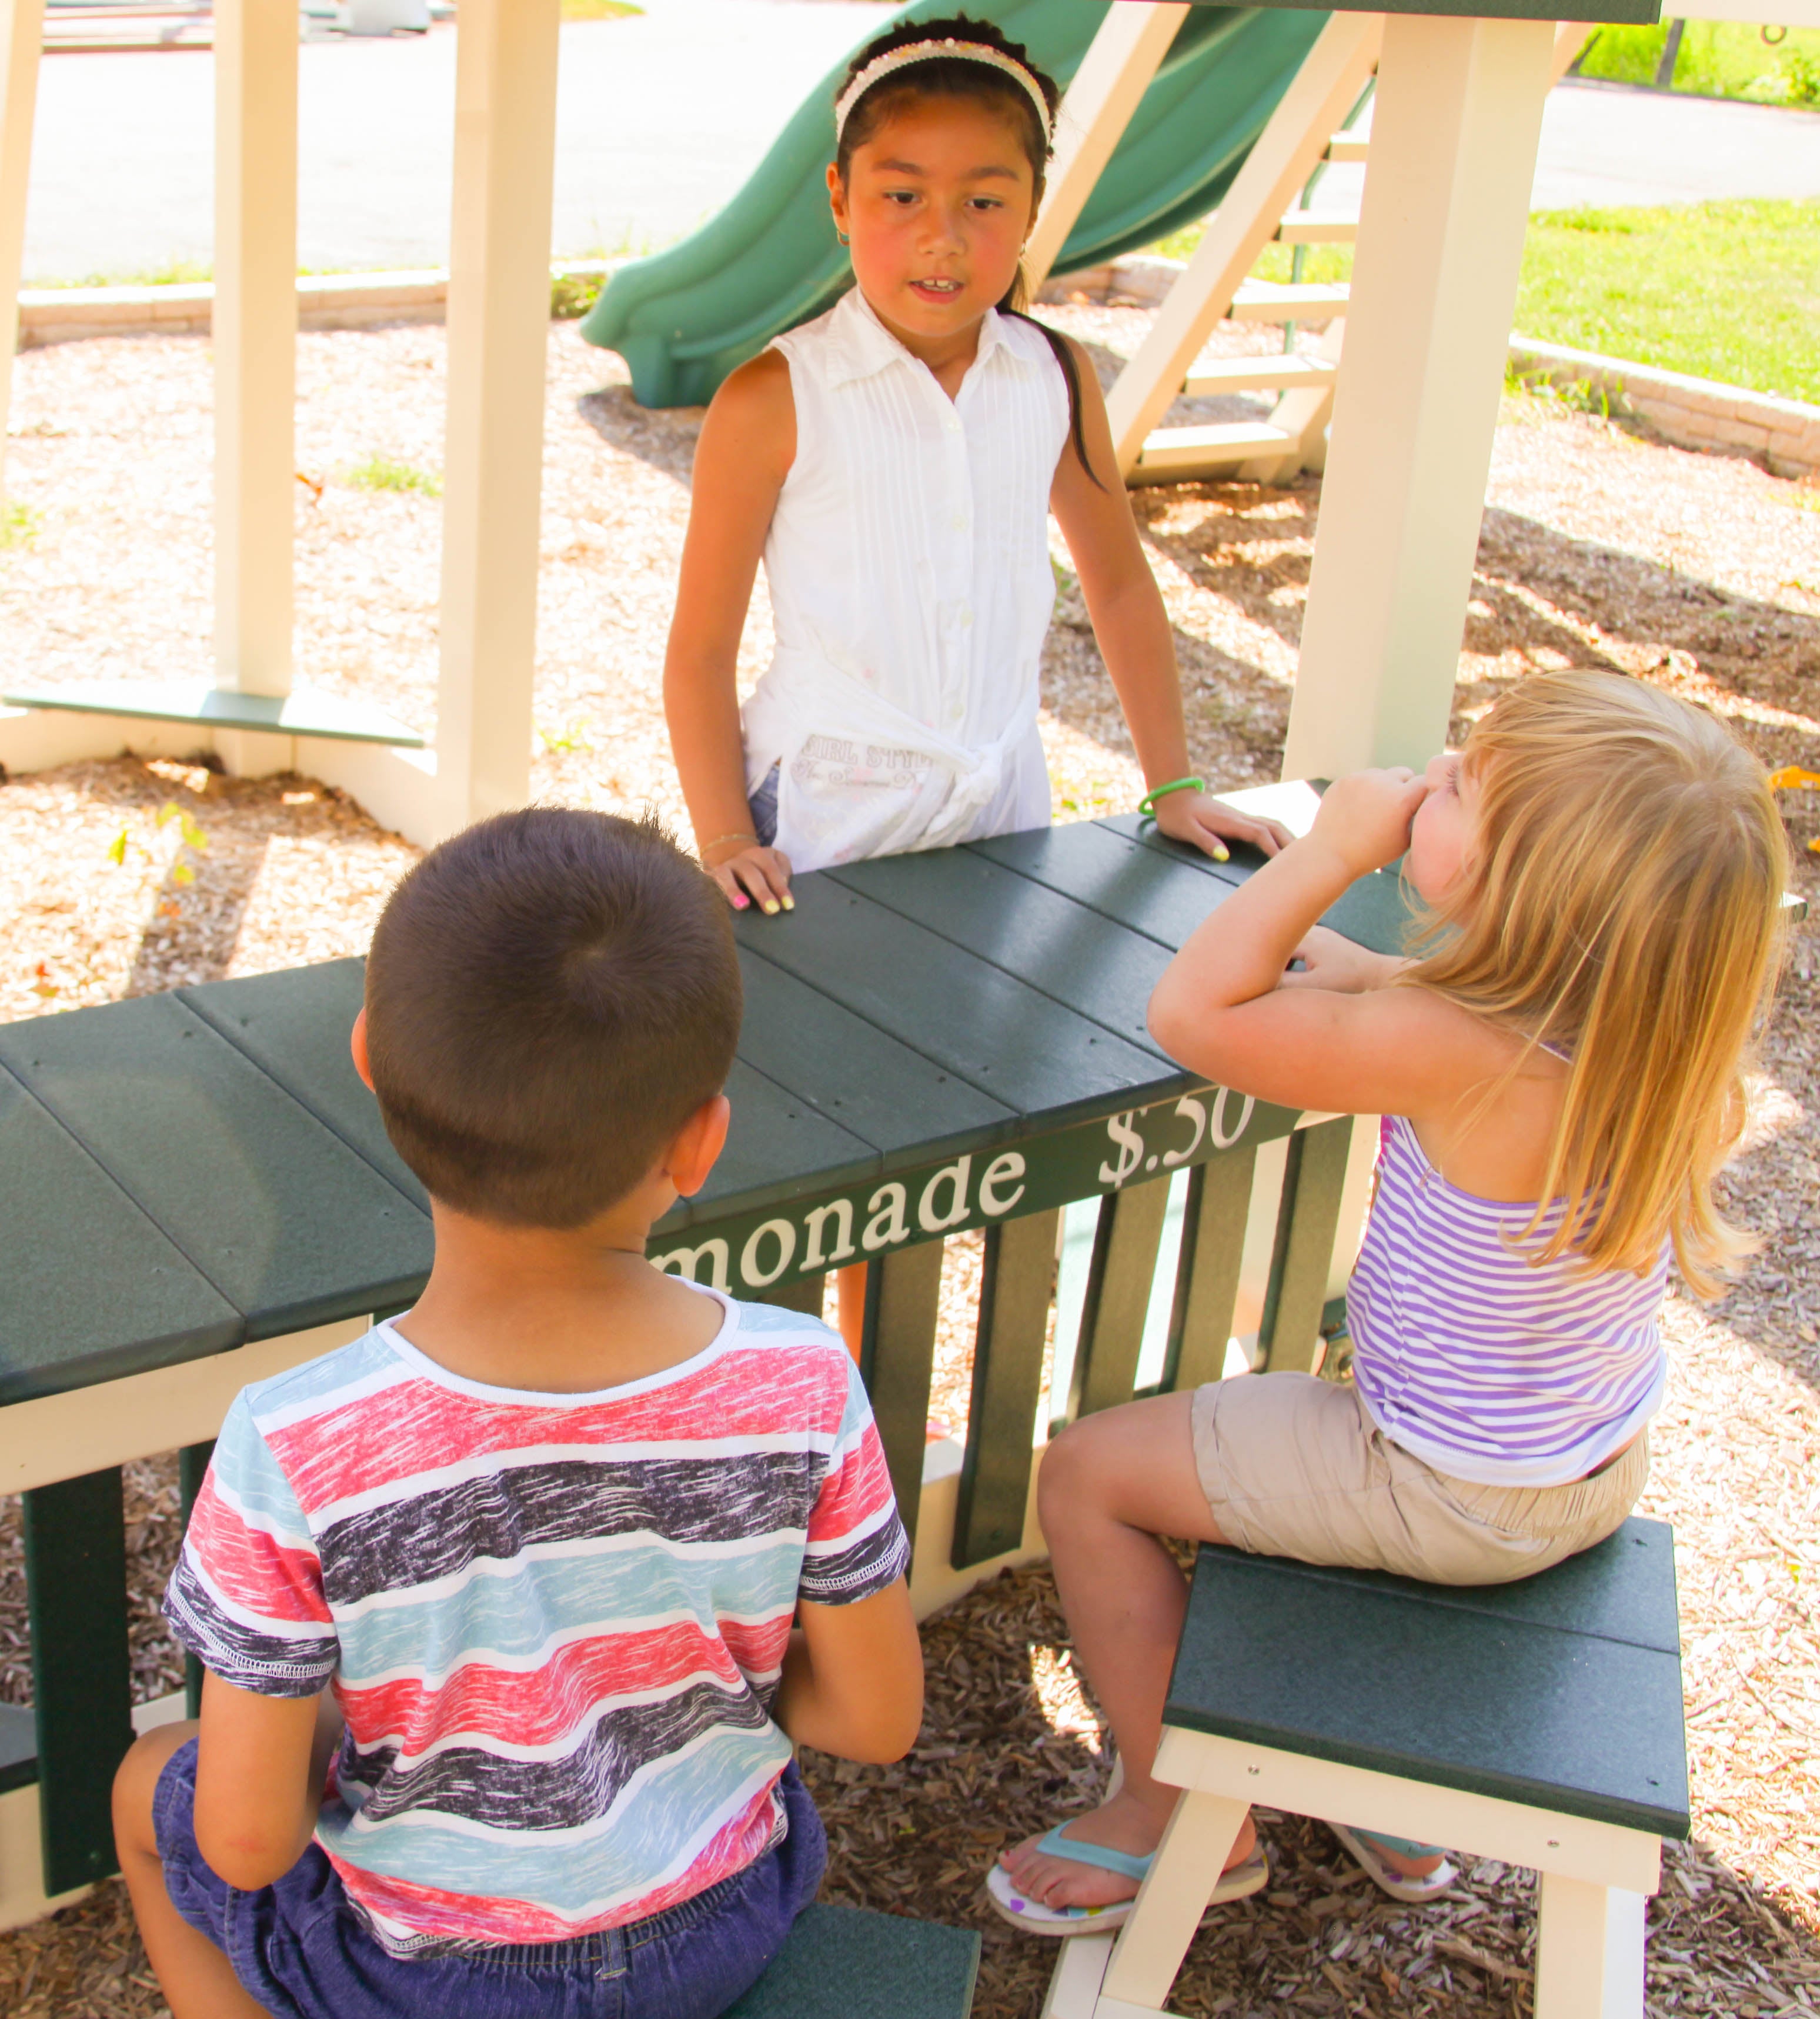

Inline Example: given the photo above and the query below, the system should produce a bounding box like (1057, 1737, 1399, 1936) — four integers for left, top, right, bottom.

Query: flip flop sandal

(1327, 1822, 1458, 1904)
(984, 1825, 1268, 1938)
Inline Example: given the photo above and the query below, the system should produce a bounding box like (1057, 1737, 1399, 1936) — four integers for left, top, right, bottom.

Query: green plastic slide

(580, 0, 1328, 408)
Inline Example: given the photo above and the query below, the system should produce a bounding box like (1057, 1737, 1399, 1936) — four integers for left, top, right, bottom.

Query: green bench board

(1166, 1517, 1691, 1840)
(724, 1903, 978, 2018)
(0, 679, 426, 748)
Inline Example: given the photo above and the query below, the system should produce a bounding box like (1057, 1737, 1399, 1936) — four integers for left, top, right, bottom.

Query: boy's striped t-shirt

(163, 1291, 910, 1955)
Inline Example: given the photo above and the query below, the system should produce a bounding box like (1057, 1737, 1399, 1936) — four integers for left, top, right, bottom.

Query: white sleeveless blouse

(742, 288, 1069, 874)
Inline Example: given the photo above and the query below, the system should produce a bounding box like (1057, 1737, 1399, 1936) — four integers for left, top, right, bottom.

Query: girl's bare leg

(113, 1723, 268, 2019)
(999, 1391, 1254, 1911)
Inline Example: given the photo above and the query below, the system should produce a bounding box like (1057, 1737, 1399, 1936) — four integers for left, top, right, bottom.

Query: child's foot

(997, 1788, 1258, 1914)
(1328, 1823, 1457, 1903)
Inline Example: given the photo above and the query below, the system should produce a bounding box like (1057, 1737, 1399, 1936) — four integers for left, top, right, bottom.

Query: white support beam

(1536, 1874, 1647, 2019)
(435, 0, 562, 834)
(1024, 2, 1188, 293)
(1105, 13, 1382, 477)
(1282, 13, 1556, 780)
(213, 0, 299, 705)
(0, 0, 44, 505)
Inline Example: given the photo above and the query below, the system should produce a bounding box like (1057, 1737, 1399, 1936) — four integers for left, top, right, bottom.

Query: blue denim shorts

(748, 764, 780, 849)
(153, 1738, 826, 2019)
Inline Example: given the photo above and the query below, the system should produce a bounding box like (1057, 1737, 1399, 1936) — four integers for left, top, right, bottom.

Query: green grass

(0, 502, 41, 550)
(560, 0, 641, 17)
(345, 453, 441, 498)
(1151, 198, 1820, 405)
(1515, 201, 1820, 404)
(1575, 22, 1820, 106)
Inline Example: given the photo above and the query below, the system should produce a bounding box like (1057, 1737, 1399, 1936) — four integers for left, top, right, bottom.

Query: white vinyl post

(0, 0, 44, 505)
(214, 0, 299, 706)
(1281, 13, 1557, 780)
(1023, 1, 1187, 293)
(435, 0, 562, 833)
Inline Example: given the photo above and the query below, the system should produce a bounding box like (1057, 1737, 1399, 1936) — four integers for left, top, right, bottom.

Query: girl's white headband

(833, 39, 1054, 147)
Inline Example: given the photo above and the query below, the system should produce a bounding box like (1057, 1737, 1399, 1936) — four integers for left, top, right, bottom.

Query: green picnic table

(0, 799, 1407, 1906)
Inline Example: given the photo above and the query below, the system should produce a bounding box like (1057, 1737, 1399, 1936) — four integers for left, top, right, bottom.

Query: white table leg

(1536, 1873, 1646, 2019)
(1097, 1790, 1250, 2013)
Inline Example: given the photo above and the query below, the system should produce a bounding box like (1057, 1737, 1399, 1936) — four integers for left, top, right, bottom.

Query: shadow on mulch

(573, 382, 703, 487)
(804, 1559, 1820, 2019)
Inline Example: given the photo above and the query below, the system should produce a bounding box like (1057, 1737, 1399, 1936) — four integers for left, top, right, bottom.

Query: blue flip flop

(1328, 1822, 1458, 1903)
(985, 1823, 1268, 1937)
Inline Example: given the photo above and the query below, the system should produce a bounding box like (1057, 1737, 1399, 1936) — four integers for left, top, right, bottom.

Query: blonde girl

(991, 670, 1788, 1931)
(663, 13, 1289, 918)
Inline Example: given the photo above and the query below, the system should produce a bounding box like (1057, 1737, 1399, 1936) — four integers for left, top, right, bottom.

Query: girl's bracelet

(700, 832, 759, 866)
(1138, 776, 1204, 818)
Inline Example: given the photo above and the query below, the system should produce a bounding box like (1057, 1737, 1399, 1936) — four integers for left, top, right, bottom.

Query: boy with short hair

(114, 809, 922, 2019)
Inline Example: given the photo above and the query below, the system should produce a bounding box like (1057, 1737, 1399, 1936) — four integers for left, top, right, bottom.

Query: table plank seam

(820, 863, 1179, 1063)
(734, 934, 1039, 1119)
(176, 985, 430, 1216)
(957, 838, 1188, 951)
(0, 1053, 252, 1339)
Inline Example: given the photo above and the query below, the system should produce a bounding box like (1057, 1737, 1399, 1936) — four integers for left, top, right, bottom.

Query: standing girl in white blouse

(664, 14, 1290, 917)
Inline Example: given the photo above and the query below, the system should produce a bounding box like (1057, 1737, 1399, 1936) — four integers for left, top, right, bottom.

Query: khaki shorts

(1189, 1373, 1649, 1586)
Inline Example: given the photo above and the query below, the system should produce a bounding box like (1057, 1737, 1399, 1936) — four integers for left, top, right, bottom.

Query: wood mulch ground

(0, 311, 1816, 2017)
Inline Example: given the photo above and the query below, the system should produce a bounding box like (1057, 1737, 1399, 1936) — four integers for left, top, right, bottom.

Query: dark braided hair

(834, 15, 1104, 489)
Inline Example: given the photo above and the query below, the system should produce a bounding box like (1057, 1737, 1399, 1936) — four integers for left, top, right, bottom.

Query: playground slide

(580, 0, 1329, 408)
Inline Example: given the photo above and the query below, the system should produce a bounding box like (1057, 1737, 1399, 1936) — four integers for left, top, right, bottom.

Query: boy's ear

(349, 1009, 375, 1092)
(666, 1093, 731, 1202)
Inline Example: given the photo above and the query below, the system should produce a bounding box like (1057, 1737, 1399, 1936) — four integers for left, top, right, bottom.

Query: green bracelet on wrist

(1138, 775, 1204, 818)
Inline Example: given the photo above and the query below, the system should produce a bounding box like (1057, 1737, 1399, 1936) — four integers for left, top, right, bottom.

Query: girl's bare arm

(1049, 339, 1291, 860)
(1147, 770, 1501, 1120)
(664, 352, 796, 910)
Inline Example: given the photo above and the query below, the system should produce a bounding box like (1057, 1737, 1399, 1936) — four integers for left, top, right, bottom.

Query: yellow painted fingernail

(782, 895, 794, 912)
(762, 900, 780, 916)
(1213, 842, 1230, 862)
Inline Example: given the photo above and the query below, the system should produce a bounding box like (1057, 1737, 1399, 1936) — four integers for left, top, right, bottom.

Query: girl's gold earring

(837, 231, 850, 245)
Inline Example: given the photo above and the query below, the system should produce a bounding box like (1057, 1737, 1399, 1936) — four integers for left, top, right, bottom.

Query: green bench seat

(727, 1903, 977, 2018)
(1048, 1516, 1688, 2019)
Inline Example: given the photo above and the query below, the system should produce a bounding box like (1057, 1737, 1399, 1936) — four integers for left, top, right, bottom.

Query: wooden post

(436, 0, 563, 833)
(214, 0, 299, 706)
(1281, 14, 1557, 780)
(1104, 12, 1382, 477)
(0, 0, 44, 505)
(1023, 1, 1187, 293)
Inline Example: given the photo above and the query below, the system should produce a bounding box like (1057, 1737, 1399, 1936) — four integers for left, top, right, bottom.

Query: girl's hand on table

(1152, 789, 1294, 860)
(1281, 925, 1408, 995)
(1308, 767, 1431, 877)
(705, 842, 795, 916)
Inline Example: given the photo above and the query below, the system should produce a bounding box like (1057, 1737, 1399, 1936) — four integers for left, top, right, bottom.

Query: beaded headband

(833, 39, 1054, 147)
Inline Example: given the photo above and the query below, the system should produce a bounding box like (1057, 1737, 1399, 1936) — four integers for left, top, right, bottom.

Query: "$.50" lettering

(1097, 1090, 1255, 1189)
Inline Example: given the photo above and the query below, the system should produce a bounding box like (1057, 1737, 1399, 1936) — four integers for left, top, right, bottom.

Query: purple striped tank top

(1347, 1115, 1669, 1489)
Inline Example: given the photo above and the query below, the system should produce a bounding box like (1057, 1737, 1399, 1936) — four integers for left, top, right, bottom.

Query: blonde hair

(1405, 670, 1789, 1297)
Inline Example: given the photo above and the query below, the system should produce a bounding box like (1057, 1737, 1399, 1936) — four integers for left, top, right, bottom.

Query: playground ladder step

(1275, 213, 1358, 246)
(1229, 280, 1351, 324)
(1181, 355, 1337, 398)
(1132, 422, 1297, 482)
(1324, 132, 1370, 163)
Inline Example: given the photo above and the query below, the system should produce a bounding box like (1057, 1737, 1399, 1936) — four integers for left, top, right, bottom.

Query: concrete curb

(16, 260, 620, 348)
(1507, 336, 1820, 482)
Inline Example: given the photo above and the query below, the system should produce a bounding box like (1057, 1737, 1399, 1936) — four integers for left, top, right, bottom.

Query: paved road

(19, 9, 1820, 283)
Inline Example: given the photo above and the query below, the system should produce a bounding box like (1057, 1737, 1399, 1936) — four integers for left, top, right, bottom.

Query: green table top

(0, 813, 1410, 1407)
